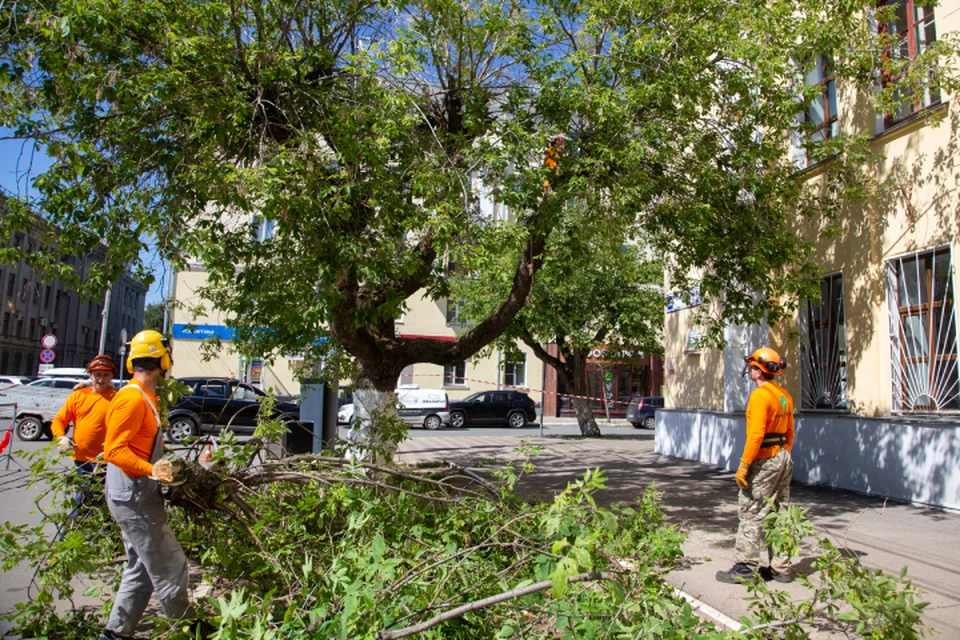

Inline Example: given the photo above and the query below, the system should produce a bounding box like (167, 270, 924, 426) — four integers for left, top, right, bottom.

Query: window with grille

(886, 247, 958, 412)
(801, 273, 848, 410)
(504, 357, 526, 387)
(443, 362, 466, 386)
(878, 0, 939, 127)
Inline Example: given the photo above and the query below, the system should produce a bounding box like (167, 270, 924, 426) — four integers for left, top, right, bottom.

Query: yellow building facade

(658, 0, 960, 510)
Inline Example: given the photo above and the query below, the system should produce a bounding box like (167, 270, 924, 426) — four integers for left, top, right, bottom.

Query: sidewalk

(396, 421, 960, 638)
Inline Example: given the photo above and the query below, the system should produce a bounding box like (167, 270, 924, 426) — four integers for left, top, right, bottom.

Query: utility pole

(99, 284, 111, 355)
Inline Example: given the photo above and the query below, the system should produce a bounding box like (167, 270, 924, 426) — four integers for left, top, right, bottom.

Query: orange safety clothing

(104, 380, 161, 478)
(50, 387, 117, 462)
(741, 381, 794, 465)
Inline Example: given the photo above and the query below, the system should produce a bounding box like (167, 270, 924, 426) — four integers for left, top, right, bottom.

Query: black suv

(625, 396, 664, 429)
(167, 377, 301, 443)
(448, 391, 537, 429)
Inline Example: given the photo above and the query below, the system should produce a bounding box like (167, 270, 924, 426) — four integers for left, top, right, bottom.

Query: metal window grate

(801, 273, 848, 410)
(886, 247, 959, 412)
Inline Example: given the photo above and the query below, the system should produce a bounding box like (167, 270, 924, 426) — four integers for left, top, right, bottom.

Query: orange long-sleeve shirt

(742, 381, 795, 465)
(103, 380, 161, 478)
(50, 387, 117, 462)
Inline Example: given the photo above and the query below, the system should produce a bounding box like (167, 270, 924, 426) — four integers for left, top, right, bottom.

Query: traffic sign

(39, 348, 56, 364)
(41, 334, 57, 349)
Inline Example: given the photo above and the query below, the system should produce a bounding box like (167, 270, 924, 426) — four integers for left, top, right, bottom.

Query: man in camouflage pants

(716, 347, 795, 584)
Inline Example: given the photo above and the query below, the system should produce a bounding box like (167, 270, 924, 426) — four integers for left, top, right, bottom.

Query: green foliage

(143, 302, 166, 333)
(1, 434, 934, 640)
(763, 501, 814, 561)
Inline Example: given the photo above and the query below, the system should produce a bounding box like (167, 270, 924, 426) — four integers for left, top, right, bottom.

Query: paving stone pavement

(396, 426, 960, 638)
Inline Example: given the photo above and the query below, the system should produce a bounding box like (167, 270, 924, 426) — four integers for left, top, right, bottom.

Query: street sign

(41, 334, 57, 349)
(39, 348, 56, 364)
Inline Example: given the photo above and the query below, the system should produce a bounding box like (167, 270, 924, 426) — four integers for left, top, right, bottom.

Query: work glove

(57, 436, 75, 455)
(735, 461, 751, 489)
(150, 458, 175, 484)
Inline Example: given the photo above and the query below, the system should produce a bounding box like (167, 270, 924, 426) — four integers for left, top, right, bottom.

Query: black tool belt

(761, 433, 786, 447)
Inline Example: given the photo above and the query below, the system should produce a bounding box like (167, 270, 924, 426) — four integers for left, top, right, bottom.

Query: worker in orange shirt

(716, 347, 795, 585)
(100, 330, 191, 640)
(52, 354, 118, 523)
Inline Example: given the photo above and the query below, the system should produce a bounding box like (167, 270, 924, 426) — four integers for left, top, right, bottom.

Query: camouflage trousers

(735, 448, 794, 571)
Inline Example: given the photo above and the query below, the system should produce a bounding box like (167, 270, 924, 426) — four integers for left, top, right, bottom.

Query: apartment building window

(15, 317, 23, 338)
(504, 357, 526, 387)
(805, 56, 838, 149)
(6, 274, 14, 298)
(44, 286, 51, 309)
(19, 278, 27, 302)
(399, 365, 413, 386)
(801, 274, 848, 410)
(28, 318, 35, 341)
(879, 0, 939, 126)
(443, 362, 466, 386)
(446, 300, 465, 325)
(886, 247, 958, 412)
(2, 312, 8, 335)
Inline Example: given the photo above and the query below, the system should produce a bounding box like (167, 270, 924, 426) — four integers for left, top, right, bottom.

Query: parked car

(625, 396, 664, 429)
(0, 375, 36, 388)
(448, 390, 537, 429)
(1, 378, 88, 441)
(167, 377, 301, 443)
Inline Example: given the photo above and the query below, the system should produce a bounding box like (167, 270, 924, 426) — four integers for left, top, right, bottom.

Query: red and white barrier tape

(407, 373, 634, 407)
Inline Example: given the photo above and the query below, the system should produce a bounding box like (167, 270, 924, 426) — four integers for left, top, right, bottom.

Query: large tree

(456, 200, 664, 437)
(1, 0, 954, 455)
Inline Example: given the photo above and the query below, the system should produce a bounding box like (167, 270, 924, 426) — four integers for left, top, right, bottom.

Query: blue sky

(0, 128, 167, 306)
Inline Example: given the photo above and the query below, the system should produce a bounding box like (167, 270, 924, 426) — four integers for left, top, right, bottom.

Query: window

(446, 299, 465, 325)
(886, 247, 958, 412)
(44, 286, 51, 309)
(801, 273, 848, 410)
(443, 362, 466, 386)
(399, 365, 413, 386)
(504, 357, 526, 387)
(878, 0, 939, 126)
(2, 313, 8, 335)
(6, 274, 14, 298)
(28, 318, 35, 340)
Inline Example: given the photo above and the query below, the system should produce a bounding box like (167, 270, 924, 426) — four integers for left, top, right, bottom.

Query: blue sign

(171, 324, 236, 341)
(39, 348, 56, 363)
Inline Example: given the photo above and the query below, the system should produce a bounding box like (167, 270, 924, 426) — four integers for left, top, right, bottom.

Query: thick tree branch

(376, 571, 622, 639)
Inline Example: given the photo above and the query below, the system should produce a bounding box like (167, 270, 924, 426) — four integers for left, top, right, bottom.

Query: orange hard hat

(744, 347, 786, 375)
(87, 354, 118, 375)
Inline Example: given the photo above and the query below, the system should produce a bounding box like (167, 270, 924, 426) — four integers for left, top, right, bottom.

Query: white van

(338, 386, 451, 430)
(396, 387, 450, 430)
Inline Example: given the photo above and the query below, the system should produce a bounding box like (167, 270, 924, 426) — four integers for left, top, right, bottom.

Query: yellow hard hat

(744, 347, 786, 375)
(125, 330, 173, 374)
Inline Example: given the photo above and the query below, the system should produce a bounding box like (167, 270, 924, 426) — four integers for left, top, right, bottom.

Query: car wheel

(167, 416, 198, 443)
(423, 414, 442, 430)
(450, 411, 466, 428)
(507, 411, 526, 429)
(643, 416, 655, 429)
(15, 416, 44, 441)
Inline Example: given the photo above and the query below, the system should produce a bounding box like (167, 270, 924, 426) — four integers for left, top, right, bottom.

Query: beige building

(658, 0, 960, 510)
(170, 264, 545, 403)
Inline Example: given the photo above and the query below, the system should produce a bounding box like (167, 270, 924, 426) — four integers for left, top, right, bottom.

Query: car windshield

(463, 392, 486, 403)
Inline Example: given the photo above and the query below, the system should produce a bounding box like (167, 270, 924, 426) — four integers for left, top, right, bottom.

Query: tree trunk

(345, 368, 405, 463)
(569, 350, 601, 437)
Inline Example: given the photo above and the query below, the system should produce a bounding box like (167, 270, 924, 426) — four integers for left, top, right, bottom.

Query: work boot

(760, 566, 794, 583)
(715, 562, 760, 584)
